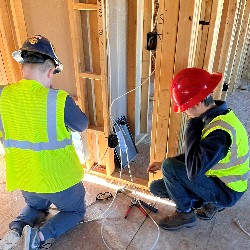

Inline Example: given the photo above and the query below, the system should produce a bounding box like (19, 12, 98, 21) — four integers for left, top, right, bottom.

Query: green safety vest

(202, 110, 249, 192)
(0, 79, 84, 193)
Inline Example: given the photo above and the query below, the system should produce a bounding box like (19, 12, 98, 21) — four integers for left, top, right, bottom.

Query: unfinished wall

(109, 0, 128, 120)
(22, 0, 77, 96)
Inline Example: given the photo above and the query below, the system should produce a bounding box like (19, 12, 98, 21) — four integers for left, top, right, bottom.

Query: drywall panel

(22, 0, 77, 96)
(108, 0, 128, 121)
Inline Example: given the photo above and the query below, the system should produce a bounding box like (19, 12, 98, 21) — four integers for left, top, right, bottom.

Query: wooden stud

(79, 72, 102, 80)
(221, 0, 245, 100)
(236, 25, 250, 85)
(228, 0, 250, 93)
(0, 0, 22, 83)
(189, 0, 203, 67)
(150, 0, 165, 165)
(167, 0, 196, 158)
(127, 0, 138, 138)
(195, 0, 213, 69)
(9, 0, 28, 48)
(212, 0, 229, 73)
(203, 0, 224, 72)
(73, 3, 97, 10)
(140, 0, 153, 134)
(149, 0, 180, 184)
(213, 0, 240, 99)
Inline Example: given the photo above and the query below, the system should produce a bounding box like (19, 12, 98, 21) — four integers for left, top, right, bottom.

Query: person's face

(184, 105, 202, 118)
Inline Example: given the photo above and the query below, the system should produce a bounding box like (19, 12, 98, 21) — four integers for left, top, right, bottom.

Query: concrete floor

(1, 89, 250, 249)
(1, 172, 250, 250)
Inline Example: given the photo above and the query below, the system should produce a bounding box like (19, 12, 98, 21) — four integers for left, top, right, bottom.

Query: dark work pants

(150, 157, 231, 212)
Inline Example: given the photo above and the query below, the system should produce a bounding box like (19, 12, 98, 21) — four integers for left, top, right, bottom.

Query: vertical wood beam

(212, 0, 229, 72)
(194, 0, 213, 68)
(167, 0, 196, 157)
(67, 0, 86, 112)
(203, 0, 224, 72)
(221, 0, 245, 100)
(127, 0, 137, 138)
(150, 0, 165, 165)
(228, 0, 250, 93)
(189, 0, 203, 66)
(149, 0, 180, 183)
(9, 0, 28, 48)
(236, 25, 250, 85)
(140, 0, 153, 134)
(0, 0, 22, 83)
(96, 0, 114, 175)
(88, 0, 103, 127)
(213, 0, 240, 99)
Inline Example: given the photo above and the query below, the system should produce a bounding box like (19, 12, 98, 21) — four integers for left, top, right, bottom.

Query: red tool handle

(125, 206, 132, 219)
(138, 206, 148, 217)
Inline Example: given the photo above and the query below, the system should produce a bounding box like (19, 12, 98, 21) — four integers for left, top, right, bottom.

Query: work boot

(158, 210, 198, 230)
(196, 203, 225, 220)
(0, 229, 20, 250)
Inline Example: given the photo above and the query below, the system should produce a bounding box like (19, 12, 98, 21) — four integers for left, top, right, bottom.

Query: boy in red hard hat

(147, 67, 249, 230)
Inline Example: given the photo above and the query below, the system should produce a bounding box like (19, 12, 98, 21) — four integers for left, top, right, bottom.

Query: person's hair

(23, 59, 54, 73)
(201, 95, 214, 107)
(37, 59, 55, 73)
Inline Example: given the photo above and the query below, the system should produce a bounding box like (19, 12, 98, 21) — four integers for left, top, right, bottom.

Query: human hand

(147, 162, 162, 174)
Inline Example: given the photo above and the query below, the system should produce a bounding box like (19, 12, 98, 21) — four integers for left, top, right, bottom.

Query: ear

(47, 68, 54, 79)
(196, 102, 203, 108)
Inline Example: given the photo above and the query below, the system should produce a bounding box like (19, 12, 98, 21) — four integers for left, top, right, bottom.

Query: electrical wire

(234, 219, 250, 238)
(81, 1, 160, 248)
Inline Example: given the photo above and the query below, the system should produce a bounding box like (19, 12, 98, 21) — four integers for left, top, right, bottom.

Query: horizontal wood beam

(79, 72, 101, 80)
(73, 3, 97, 11)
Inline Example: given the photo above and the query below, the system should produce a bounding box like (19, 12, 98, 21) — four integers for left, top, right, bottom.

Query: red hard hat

(171, 67, 222, 112)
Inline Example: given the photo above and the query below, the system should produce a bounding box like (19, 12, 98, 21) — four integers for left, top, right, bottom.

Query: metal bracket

(199, 21, 210, 25)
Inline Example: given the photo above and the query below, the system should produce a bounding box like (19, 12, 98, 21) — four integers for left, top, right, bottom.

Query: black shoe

(158, 210, 198, 230)
(196, 203, 225, 220)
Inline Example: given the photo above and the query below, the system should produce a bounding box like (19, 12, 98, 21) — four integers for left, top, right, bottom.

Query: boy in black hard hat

(0, 35, 88, 250)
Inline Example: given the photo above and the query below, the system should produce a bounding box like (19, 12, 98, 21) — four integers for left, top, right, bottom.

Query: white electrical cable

(82, 1, 160, 248)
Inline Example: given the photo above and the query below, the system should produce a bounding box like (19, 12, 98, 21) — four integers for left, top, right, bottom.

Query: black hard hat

(12, 35, 63, 74)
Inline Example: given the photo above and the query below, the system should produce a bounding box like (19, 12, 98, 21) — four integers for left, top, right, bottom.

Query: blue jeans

(150, 157, 231, 212)
(10, 182, 85, 240)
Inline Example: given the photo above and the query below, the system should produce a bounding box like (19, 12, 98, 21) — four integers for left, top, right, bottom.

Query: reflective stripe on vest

(203, 118, 249, 187)
(2, 89, 72, 151)
(204, 119, 249, 170)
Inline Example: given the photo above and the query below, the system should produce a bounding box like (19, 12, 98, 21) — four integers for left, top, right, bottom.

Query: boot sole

(159, 220, 198, 231)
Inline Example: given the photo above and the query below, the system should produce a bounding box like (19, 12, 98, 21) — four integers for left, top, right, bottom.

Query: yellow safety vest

(0, 80, 84, 193)
(202, 110, 249, 192)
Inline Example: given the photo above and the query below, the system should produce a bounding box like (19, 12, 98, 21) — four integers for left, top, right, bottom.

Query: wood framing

(0, 0, 23, 84)
(140, 0, 153, 134)
(213, 0, 241, 99)
(67, 0, 114, 176)
(127, 0, 138, 138)
(149, 0, 180, 183)
(167, 0, 196, 158)
(228, 0, 250, 93)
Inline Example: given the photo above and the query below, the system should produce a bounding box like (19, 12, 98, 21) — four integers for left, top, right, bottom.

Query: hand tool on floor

(138, 199, 158, 213)
(125, 198, 148, 219)
(86, 191, 113, 208)
(117, 187, 158, 213)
